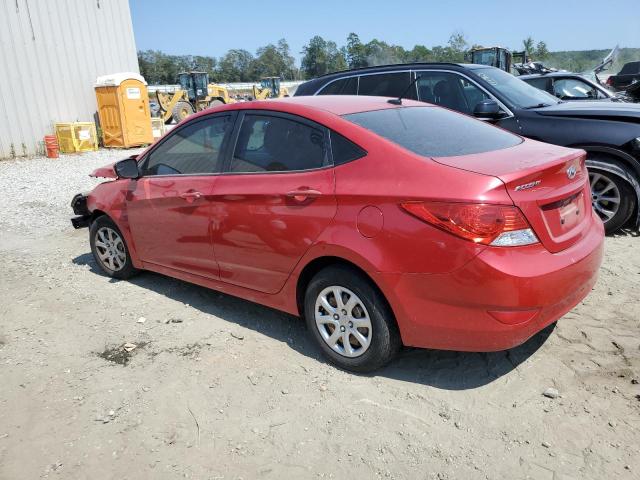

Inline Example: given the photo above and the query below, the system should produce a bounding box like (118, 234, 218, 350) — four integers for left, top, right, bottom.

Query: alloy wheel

(314, 286, 372, 358)
(589, 171, 621, 223)
(94, 227, 127, 271)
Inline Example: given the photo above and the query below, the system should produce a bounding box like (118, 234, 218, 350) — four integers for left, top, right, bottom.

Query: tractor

(467, 47, 529, 75)
(251, 77, 289, 100)
(154, 71, 235, 124)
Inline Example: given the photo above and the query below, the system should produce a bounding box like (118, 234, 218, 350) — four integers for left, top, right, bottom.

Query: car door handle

(179, 191, 202, 202)
(286, 189, 322, 201)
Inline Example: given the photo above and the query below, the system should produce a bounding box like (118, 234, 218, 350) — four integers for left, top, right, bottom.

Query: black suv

(295, 63, 640, 233)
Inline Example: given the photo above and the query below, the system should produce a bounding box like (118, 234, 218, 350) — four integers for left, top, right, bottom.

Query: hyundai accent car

(71, 96, 604, 372)
(295, 63, 640, 234)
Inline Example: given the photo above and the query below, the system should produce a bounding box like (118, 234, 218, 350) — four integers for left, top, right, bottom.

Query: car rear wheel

(90, 216, 139, 280)
(304, 265, 401, 372)
(589, 168, 636, 233)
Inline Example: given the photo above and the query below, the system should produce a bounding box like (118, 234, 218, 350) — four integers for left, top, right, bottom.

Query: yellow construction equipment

(252, 77, 289, 100)
(154, 71, 235, 124)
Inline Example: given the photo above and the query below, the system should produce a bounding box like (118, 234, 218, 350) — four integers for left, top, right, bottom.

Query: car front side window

(229, 114, 328, 173)
(553, 78, 597, 100)
(140, 115, 232, 176)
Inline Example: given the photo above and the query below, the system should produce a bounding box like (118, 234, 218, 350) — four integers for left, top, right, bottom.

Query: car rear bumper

(378, 215, 604, 351)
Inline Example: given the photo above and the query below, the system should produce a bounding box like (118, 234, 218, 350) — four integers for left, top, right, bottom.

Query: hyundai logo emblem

(566, 165, 577, 179)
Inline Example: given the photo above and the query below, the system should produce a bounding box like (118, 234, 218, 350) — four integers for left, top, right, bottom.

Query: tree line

(138, 32, 637, 85)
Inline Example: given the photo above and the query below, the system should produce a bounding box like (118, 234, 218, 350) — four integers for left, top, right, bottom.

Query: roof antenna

(388, 75, 422, 105)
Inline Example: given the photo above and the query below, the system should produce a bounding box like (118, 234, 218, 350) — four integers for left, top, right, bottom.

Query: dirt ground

(0, 151, 639, 480)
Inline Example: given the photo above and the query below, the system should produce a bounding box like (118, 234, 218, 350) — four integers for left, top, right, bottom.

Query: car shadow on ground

(610, 227, 639, 238)
(73, 252, 554, 391)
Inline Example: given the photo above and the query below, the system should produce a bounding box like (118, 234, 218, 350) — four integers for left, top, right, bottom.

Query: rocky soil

(0, 151, 639, 479)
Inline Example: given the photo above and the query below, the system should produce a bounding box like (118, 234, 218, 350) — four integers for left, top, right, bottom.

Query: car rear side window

(318, 77, 358, 95)
(344, 106, 521, 157)
(229, 114, 328, 173)
(141, 115, 232, 175)
(330, 132, 366, 165)
(524, 77, 551, 92)
(358, 72, 414, 99)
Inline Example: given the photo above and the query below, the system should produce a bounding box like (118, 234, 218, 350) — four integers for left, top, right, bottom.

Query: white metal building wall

(0, 0, 139, 158)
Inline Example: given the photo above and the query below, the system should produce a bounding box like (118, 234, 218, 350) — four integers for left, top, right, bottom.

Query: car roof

(519, 72, 583, 80)
(294, 62, 490, 96)
(186, 95, 430, 123)
(311, 62, 475, 79)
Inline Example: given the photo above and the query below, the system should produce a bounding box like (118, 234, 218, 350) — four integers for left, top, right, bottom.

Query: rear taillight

(606, 77, 613, 86)
(400, 202, 538, 246)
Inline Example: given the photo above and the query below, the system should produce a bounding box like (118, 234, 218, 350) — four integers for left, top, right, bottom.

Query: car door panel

(212, 169, 336, 293)
(126, 114, 235, 278)
(127, 176, 218, 276)
(211, 111, 337, 294)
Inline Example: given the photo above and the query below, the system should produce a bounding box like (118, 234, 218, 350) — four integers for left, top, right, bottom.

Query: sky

(129, 0, 640, 61)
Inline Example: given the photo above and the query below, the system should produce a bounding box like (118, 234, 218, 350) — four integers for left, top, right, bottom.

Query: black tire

(588, 162, 636, 234)
(304, 265, 401, 372)
(89, 216, 139, 280)
(171, 101, 194, 123)
(209, 99, 224, 108)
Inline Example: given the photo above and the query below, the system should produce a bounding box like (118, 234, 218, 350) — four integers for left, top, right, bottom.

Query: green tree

(523, 36, 535, 55)
(216, 49, 255, 82)
(346, 33, 367, 68)
(404, 45, 432, 63)
(301, 36, 347, 78)
(534, 41, 549, 60)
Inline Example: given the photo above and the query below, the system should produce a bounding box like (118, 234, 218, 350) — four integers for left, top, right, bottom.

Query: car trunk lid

(432, 140, 591, 253)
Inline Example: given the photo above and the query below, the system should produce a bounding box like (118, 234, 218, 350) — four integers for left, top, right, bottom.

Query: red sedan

(71, 96, 604, 372)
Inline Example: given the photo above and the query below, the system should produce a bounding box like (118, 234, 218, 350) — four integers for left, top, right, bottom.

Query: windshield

(344, 106, 522, 158)
(474, 67, 560, 108)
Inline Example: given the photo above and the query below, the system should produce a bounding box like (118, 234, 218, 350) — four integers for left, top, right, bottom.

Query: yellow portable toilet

(95, 72, 153, 148)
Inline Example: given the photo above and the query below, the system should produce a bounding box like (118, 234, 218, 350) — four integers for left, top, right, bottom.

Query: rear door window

(357, 72, 414, 99)
(345, 106, 521, 157)
(318, 77, 358, 95)
(524, 77, 552, 93)
(330, 132, 366, 165)
(229, 114, 328, 173)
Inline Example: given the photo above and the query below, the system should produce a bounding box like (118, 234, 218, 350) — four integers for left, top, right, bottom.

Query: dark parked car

(519, 72, 617, 101)
(607, 61, 640, 91)
(295, 63, 640, 233)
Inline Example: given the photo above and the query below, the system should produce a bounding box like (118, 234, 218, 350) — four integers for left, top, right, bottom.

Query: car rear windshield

(344, 106, 522, 157)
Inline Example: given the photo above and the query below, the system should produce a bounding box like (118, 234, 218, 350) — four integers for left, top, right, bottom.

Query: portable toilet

(95, 72, 153, 148)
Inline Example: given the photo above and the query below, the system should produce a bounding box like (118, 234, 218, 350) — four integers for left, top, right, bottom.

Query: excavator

(154, 71, 235, 124)
(251, 77, 289, 100)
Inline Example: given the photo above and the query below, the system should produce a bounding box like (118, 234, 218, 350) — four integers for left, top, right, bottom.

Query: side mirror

(473, 99, 504, 120)
(114, 158, 140, 179)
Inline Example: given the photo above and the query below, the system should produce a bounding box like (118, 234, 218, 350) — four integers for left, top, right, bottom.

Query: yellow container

(95, 72, 153, 148)
(151, 117, 166, 140)
(55, 122, 98, 153)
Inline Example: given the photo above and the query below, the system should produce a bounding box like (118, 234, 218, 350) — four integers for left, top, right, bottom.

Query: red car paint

(85, 96, 604, 352)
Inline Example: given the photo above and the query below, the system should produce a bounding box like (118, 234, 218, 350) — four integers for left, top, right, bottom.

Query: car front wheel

(304, 265, 401, 372)
(89, 216, 139, 279)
